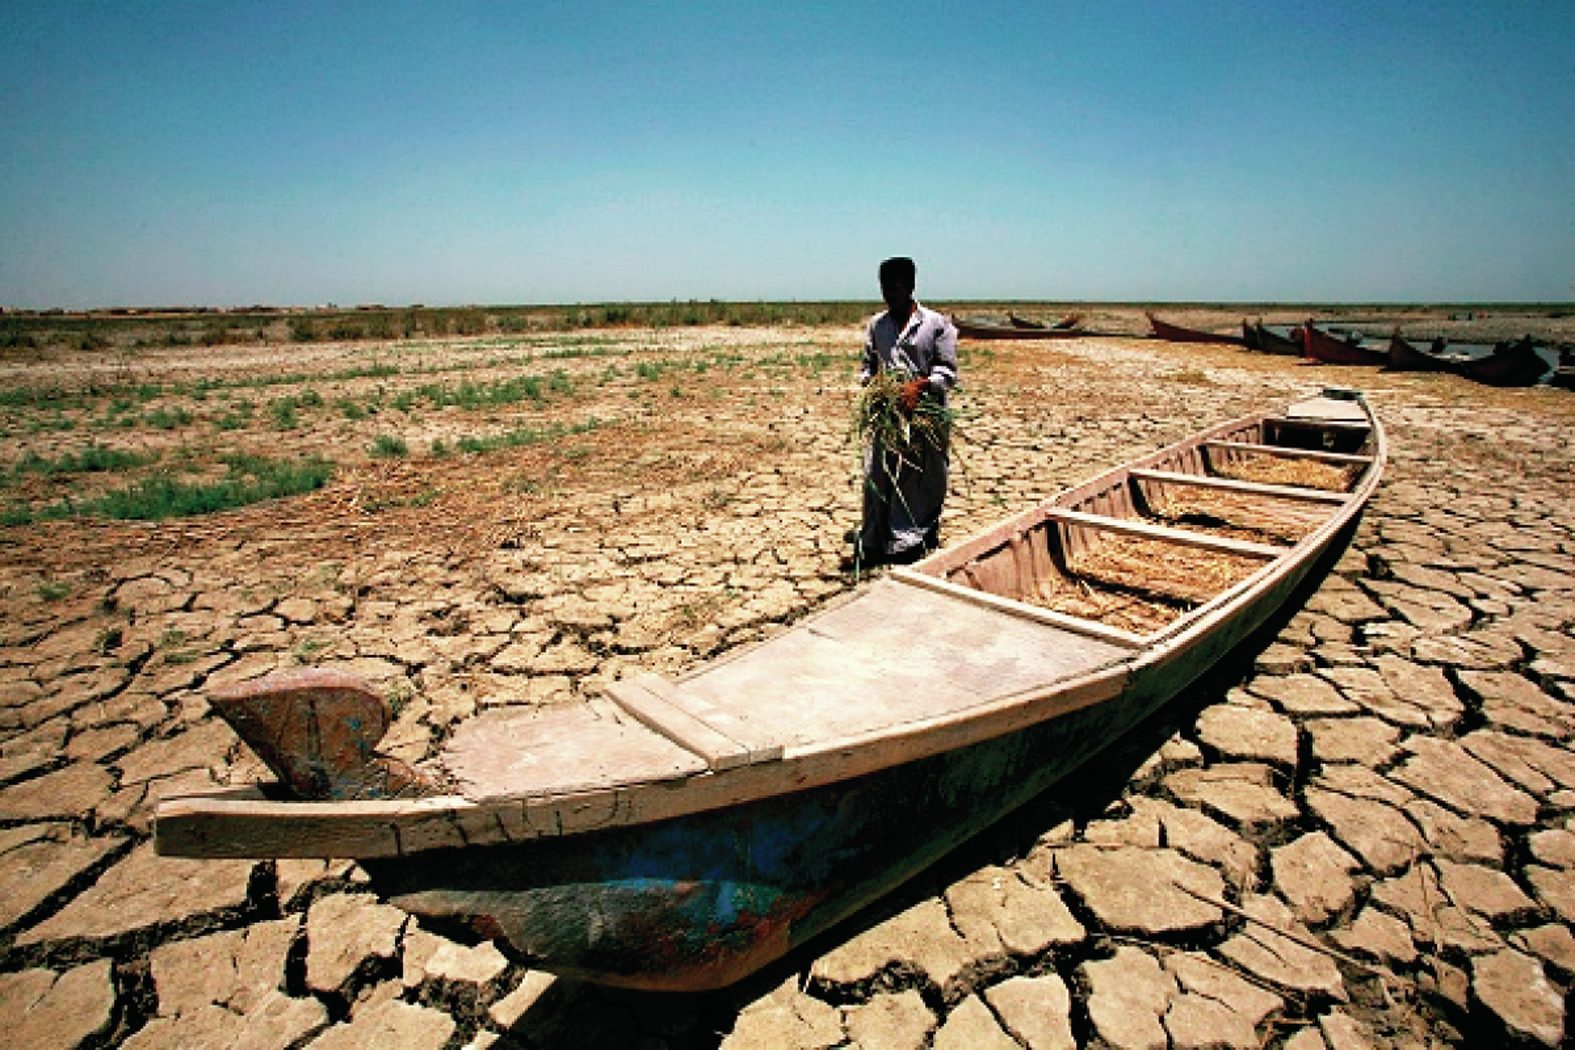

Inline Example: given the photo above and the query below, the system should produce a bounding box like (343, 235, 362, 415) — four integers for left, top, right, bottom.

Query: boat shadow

(497, 534, 1353, 1047)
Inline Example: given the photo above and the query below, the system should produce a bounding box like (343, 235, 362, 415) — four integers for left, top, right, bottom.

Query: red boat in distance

(1301, 321, 1388, 367)
(1146, 312, 1247, 346)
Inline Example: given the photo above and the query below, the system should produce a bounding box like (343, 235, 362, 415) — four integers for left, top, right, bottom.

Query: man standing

(848, 256, 959, 570)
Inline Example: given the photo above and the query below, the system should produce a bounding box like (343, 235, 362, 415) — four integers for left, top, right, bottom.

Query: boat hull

(1146, 313, 1246, 346)
(1248, 322, 1303, 356)
(1386, 335, 1465, 374)
(1303, 323, 1387, 367)
(1462, 339, 1550, 387)
(360, 528, 1345, 991)
(953, 318, 1084, 340)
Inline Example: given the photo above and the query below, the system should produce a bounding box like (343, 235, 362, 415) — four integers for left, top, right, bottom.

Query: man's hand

(899, 377, 929, 411)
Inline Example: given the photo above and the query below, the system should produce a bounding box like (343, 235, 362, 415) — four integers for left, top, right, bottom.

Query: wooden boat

(155, 392, 1385, 992)
(1385, 334, 1467, 374)
(1461, 336, 1551, 387)
(1005, 312, 1084, 332)
(1243, 320, 1303, 357)
(1301, 321, 1388, 367)
(953, 315, 1084, 340)
(1146, 312, 1246, 346)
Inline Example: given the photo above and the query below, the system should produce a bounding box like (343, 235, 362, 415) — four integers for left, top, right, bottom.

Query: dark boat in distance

(1462, 336, 1552, 388)
(156, 393, 1385, 992)
(1386, 334, 1469, 374)
(953, 315, 1085, 339)
(1146, 312, 1247, 346)
(1242, 320, 1303, 357)
(1302, 321, 1389, 367)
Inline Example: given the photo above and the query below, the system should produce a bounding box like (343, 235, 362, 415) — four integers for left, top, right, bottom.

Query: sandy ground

(1, 308, 1573, 1047)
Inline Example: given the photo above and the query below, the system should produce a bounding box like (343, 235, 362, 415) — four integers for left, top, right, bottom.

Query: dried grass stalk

(1070, 533, 1261, 605)
(1213, 455, 1356, 491)
(1145, 489, 1320, 545)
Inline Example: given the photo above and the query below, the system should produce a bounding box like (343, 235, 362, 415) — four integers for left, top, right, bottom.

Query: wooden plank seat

(1129, 467, 1349, 505)
(1043, 507, 1287, 558)
(1203, 440, 1373, 466)
(605, 674, 783, 770)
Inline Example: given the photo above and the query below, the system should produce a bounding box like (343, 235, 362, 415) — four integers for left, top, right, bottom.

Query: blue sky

(2, 2, 1571, 308)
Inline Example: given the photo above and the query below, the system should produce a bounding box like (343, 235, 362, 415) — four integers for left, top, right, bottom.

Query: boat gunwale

(153, 397, 1386, 860)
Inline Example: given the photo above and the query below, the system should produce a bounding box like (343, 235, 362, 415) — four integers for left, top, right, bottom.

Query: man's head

(878, 257, 917, 315)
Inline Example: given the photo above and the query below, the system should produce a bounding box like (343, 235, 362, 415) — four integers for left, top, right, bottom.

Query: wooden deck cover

(663, 578, 1131, 753)
(440, 579, 1130, 800)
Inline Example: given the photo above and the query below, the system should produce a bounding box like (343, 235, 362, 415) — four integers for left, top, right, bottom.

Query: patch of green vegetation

(26, 412, 78, 434)
(144, 405, 193, 430)
(402, 374, 551, 411)
(212, 400, 255, 431)
(452, 417, 601, 455)
(11, 443, 157, 476)
(0, 454, 336, 526)
(294, 636, 329, 659)
(91, 455, 332, 520)
(36, 578, 71, 601)
(269, 390, 326, 429)
(370, 433, 409, 458)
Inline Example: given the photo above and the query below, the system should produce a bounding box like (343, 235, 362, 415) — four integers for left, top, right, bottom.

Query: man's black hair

(879, 257, 916, 287)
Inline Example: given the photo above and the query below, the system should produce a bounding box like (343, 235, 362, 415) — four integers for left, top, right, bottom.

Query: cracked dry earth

(2, 317, 1574, 1048)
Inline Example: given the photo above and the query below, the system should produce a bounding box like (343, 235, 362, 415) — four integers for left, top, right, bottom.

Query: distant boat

(1461, 336, 1551, 388)
(1385, 334, 1468, 374)
(1242, 320, 1303, 357)
(953, 315, 1084, 340)
(1007, 312, 1046, 329)
(1146, 312, 1246, 346)
(1302, 321, 1388, 367)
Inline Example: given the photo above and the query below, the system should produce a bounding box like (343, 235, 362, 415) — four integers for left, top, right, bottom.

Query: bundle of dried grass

(851, 369, 957, 462)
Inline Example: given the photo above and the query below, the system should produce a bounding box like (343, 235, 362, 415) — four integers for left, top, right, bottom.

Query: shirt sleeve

(926, 314, 959, 391)
(858, 317, 879, 384)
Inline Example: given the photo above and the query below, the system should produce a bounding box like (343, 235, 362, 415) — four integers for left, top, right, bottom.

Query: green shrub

(144, 406, 193, 430)
(11, 443, 156, 476)
(370, 433, 408, 458)
(91, 455, 333, 520)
